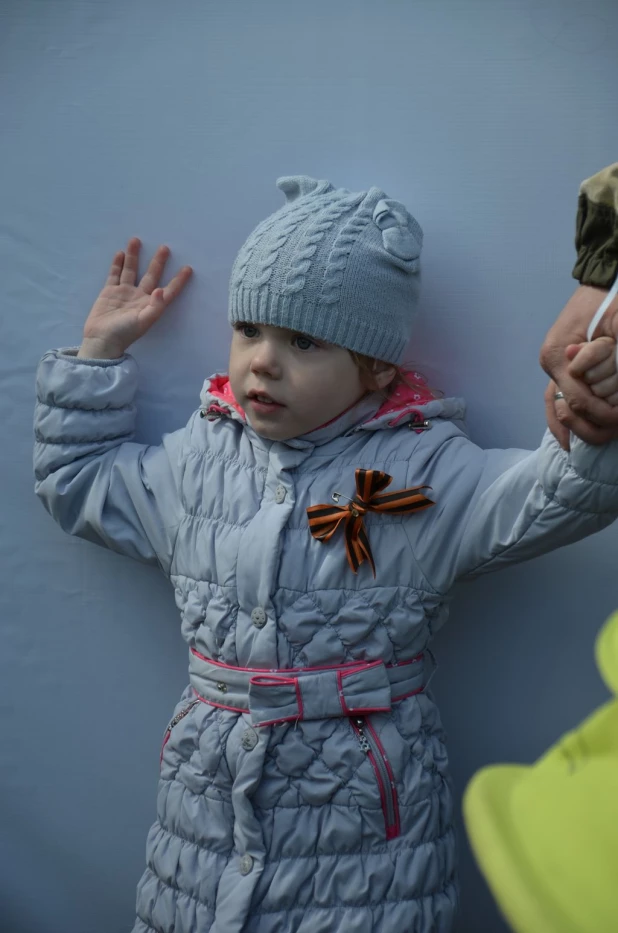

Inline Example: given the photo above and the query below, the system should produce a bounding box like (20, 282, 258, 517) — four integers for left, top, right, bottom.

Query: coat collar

(199, 372, 466, 448)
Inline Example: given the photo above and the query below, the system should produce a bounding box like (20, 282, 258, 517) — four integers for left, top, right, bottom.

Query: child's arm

(415, 315, 618, 586)
(433, 423, 618, 586)
(444, 306, 618, 582)
(34, 239, 194, 573)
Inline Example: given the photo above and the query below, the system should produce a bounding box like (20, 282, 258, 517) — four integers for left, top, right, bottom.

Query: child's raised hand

(566, 337, 618, 406)
(77, 238, 193, 359)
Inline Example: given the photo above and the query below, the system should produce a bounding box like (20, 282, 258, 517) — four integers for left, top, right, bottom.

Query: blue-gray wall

(2, 1, 617, 930)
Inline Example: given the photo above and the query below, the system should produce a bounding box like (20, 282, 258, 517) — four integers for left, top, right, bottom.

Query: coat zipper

(351, 717, 400, 839)
(160, 698, 200, 766)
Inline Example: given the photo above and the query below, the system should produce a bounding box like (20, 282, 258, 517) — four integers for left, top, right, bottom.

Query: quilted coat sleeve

(447, 428, 618, 583)
(34, 348, 187, 574)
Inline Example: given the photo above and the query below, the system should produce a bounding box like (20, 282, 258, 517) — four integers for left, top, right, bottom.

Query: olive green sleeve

(572, 163, 618, 288)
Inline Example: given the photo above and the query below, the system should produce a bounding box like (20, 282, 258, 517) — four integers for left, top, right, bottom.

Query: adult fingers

(553, 368, 618, 428)
(551, 381, 618, 443)
(560, 415, 618, 444)
(545, 380, 570, 451)
(552, 402, 618, 444)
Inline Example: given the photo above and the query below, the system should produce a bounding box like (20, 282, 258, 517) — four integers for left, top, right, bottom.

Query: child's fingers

(567, 336, 616, 378)
(585, 357, 617, 383)
(589, 373, 618, 399)
(160, 265, 193, 304)
(106, 250, 125, 286)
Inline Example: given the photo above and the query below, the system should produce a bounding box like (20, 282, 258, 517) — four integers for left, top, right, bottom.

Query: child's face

(228, 323, 367, 440)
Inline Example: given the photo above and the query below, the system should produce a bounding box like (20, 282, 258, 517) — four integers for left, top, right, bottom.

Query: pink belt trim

(188, 648, 428, 727)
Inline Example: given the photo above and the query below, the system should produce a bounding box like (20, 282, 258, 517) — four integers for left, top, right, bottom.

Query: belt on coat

(188, 647, 432, 728)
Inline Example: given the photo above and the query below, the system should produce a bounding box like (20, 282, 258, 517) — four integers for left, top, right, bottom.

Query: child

(33, 174, 618, 933)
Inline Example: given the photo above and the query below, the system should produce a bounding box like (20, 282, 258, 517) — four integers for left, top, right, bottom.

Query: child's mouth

(247, 392, 285, 414)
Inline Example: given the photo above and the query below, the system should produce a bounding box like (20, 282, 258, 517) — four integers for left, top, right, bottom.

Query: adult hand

(540, 285, 618, 450)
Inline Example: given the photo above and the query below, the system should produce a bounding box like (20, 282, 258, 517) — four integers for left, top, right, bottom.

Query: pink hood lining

(203, 371, 436, 429)
(206, 374, 248, 420)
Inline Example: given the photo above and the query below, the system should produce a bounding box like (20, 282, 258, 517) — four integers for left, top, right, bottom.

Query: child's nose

(250, 341, 281, 376)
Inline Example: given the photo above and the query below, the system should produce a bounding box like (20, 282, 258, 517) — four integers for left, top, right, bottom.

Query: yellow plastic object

(462, 610, 618, 933)
(596, 608, 618, 696)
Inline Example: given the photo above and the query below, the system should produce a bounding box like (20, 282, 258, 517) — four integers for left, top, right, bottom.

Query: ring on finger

(554, 391, 565, 401)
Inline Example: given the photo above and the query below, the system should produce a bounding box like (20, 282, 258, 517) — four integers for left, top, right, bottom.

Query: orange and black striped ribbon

(307, 469, 435, 577)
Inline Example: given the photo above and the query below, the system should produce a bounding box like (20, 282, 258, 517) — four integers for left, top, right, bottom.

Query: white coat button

(275, 484, 286, 504)
(251, 607, 267, 628)
(241, 728, 258, 751)
(239, 854, 254, 875)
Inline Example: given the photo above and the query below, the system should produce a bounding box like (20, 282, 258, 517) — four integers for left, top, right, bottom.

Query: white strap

(586, 271, 618, 341)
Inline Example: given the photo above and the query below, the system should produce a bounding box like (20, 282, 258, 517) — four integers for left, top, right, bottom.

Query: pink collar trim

(367, 372, 435, 426)
(206, 373, 247, 420)
(202, 371, 435, 429)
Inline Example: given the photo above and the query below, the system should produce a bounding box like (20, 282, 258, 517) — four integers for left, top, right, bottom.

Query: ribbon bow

(307, 469, 435, 577)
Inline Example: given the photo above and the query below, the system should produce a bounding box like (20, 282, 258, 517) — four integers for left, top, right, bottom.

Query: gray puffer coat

(34, 349, 618, 933)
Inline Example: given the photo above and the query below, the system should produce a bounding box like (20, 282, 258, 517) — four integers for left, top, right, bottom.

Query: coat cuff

(36, 348, 138, 410)
(572, 163, 618, 288)
(34, 349, 139, 446)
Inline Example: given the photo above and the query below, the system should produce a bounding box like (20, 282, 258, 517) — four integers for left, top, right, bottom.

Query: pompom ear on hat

(373, 198, 423, 264)
(276, 175, 335, 203)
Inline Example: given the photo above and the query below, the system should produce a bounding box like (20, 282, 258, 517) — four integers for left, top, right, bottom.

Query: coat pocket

(350, 716, 401, 840)
(160, 697, 200, 768)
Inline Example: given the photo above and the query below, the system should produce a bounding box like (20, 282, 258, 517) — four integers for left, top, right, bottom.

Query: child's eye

(236, 323, 259, 339)
(293, 334, 317, 351)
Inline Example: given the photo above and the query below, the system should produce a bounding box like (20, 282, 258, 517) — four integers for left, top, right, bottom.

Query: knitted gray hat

(228, 174, 423, 364)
